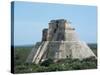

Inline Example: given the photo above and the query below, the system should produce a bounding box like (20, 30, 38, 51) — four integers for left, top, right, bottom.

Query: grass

(13, 43, 97, 73)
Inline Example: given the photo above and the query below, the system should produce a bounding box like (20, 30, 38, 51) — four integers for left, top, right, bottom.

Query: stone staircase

(32, 41, 49, 64)
(26, 42, 41, 63)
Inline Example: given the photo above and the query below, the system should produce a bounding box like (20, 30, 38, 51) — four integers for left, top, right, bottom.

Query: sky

(13, 1, 97, 46)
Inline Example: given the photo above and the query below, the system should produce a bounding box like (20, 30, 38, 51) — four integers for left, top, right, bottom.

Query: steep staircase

(32, 41, 49, 64)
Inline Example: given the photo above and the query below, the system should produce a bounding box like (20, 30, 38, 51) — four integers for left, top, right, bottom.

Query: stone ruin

(26, 19, 96, 64)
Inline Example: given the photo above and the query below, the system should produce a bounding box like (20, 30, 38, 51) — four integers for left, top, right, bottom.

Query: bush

(40, 58, 54, 67)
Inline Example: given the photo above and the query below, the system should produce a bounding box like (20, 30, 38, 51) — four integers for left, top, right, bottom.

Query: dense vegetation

(14, 44, 97, 73)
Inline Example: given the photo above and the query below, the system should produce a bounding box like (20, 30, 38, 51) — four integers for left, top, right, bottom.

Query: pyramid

(26, 19, 96, 64)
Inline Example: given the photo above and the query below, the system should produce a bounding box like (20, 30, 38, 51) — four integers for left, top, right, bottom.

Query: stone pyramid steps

(26, 19, 96, 64)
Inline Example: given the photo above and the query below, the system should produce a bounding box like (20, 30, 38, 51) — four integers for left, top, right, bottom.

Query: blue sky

(14, 1, 97, 46)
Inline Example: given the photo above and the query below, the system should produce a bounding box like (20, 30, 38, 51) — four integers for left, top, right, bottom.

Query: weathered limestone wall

(47, 19, 66, 41)
(65, 29, 79, 41)
(70, 41, 96, 59)
(41, 41, 96, 61)
(42, 29, 48, 41)
(26, 19, 96, 64)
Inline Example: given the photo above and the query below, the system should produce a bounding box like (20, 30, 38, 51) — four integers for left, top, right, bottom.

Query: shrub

(40, 58, 54, 67)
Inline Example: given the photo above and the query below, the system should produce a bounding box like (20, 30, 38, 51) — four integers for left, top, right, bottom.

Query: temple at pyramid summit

(26, 19, 96, 64)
